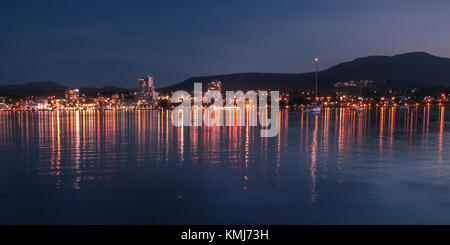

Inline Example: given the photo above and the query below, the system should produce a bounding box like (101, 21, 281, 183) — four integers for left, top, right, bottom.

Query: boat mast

(314, 57, 319, 102)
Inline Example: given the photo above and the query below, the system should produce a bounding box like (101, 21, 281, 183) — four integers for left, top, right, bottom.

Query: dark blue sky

(1, 0, 449, 88)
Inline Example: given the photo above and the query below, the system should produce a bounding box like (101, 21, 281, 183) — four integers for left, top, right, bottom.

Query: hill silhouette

(2, 52, 450, 97)
(159, 52, 450, 92)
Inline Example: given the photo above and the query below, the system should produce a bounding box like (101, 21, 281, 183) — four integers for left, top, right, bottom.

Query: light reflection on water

(1, 108, 450, 224)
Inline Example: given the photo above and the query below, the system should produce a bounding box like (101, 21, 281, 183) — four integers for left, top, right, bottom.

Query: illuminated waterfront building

(65, 89, 80, 105)
(30, 98, 49, 110)
(139, 76, 158, 105)
(207, 80, 222, 93)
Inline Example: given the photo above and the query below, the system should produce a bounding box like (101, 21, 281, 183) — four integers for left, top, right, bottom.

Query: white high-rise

(139, 76, 157, 104)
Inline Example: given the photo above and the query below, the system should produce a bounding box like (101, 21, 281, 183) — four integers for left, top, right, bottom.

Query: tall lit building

(207, 80, 222, 93)
(65, 89, 79, 105)
(139, 76, 157, 105)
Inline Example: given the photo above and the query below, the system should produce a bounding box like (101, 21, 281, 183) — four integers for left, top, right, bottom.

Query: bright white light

(314, 57, 319, 62)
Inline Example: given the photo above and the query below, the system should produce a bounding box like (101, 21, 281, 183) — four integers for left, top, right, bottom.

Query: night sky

(1, 0, 449, 88)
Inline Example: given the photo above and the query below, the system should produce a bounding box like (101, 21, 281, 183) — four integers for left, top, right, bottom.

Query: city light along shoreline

(1, 76, 449, 111)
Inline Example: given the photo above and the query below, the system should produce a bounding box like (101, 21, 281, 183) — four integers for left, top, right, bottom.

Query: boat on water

(350, 82, 364, 112)
(304, 105, 321, 112)
(350, 106, 364, 112)
(304, 58, 322, 113)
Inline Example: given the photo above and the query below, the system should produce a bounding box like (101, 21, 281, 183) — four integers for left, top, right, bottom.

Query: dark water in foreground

(1, 108, 450, 224)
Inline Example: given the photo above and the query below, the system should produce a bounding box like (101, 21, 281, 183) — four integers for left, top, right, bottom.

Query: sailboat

(305, 57, 321, 113)
(351, 81, 364, 112)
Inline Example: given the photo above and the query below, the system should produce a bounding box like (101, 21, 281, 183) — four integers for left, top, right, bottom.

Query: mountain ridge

(1, 52, 450, 97)
(158, 51, 450, 92)
(0, 81, 133, 97)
